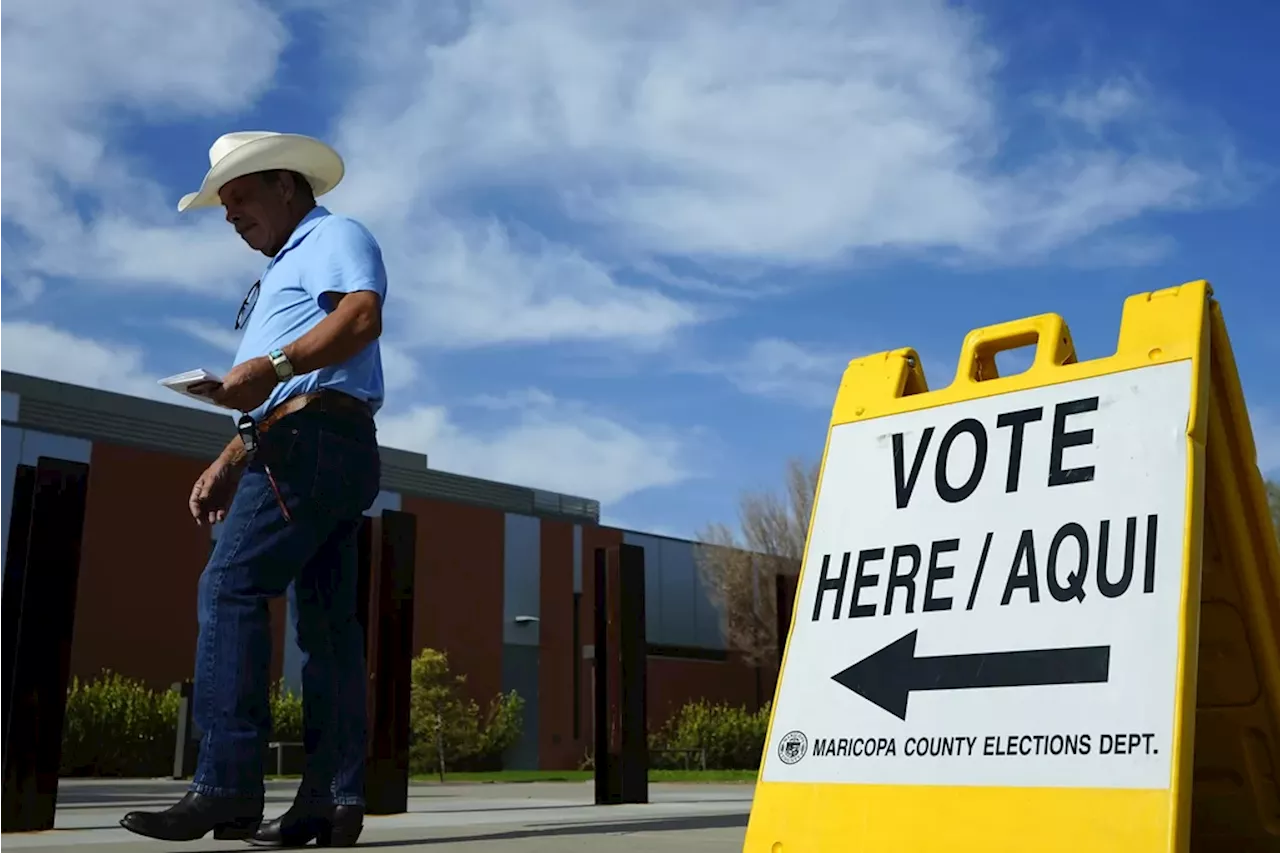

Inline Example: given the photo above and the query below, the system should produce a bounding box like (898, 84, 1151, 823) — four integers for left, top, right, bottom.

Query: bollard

(1, 465, 38, 765)
(592, 547, 616, 805)
(1, 458, 91, 833)
(593, 544, 649, 805)
(616, 543, 648, 805)
(362, 510, 416, 816)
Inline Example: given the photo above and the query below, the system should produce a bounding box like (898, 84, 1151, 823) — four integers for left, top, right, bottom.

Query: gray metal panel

(572, 525, 583, 594)
(618, 530, 728, 650)
(282, 590, 303, 697)
(623, 532, 665, 643)
(0, 371, 600, 523)
(501, 644, 540, 770)
(2, 425, 22, 577)
(380, 445, 427, 471)
(2, 426, 93, 577)
(503, 513, 541, 646)
(17, 430, 93, 466)
(365, 490, 402, 516)
(691, 547, 727, 649)
(2, 391, 19, 423)
(659, 537, 700, 648)
(17, 395, 232, 461)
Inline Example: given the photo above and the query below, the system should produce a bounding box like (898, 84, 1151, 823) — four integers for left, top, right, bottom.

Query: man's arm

(215, 435, 250, 468)
(281, 290, 381, 375)
(282, 217, 387, 374)
(203, 218, 388, 412)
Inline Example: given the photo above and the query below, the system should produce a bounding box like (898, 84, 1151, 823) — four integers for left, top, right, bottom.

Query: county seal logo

(777, 730, 808, 765)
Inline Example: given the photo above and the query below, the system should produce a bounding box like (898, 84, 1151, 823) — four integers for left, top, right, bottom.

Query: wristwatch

(267, 348, 294, 382)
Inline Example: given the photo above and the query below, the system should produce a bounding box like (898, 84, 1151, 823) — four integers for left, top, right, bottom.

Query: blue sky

(2, 0, 1277, 539)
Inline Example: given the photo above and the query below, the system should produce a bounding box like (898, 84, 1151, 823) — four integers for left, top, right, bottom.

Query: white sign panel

(764, 360, 1192, 790)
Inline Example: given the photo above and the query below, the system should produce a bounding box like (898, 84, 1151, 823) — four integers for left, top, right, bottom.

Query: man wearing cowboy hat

(120, 132, 385, 848)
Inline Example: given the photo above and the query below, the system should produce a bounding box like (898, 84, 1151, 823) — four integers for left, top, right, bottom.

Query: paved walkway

(2, 779, 753, 852)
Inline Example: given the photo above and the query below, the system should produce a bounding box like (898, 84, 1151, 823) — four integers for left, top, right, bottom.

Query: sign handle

(954, 313, 1078, 384)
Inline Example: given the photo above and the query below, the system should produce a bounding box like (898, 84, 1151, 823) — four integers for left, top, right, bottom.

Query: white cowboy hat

(177, 131, 344, 212)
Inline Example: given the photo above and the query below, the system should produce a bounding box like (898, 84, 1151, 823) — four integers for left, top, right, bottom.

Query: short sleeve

(307, 217, 388, 310)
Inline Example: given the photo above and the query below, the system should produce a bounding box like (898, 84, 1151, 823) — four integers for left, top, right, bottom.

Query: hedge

(649, 699, 771, 771)
(60, 672, 304, 778)
(58, 649, 523, 778)
(60, 663, 770, 777)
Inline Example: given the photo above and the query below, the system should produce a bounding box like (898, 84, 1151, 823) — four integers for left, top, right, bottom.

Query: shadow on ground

(358, 813, 749, 847)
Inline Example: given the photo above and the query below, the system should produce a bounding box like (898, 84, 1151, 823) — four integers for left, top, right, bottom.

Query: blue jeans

(189, 408, 380, 806)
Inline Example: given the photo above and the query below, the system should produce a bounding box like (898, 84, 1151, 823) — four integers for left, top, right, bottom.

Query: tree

(695, 457, 820, 669)
(407, 648, 523, 776)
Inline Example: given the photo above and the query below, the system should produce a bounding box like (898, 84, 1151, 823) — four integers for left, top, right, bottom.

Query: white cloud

(1043, 78, 1145, 134)
(1, 0, 284, 297)
(2, 0, 1246, 361)
(377, 218, 701, 350)
(322, 0, 1230, 273)
(701, 338, 848, 407)
(165, 319, 245, 354)
(0, 321, 220, 413)
(375, 391, 691, 502)
(2, 321, 150, 397)
(378, 342, 420, 392)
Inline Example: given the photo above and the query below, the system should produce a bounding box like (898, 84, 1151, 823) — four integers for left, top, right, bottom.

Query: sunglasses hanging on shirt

(235, 280, 260, 330)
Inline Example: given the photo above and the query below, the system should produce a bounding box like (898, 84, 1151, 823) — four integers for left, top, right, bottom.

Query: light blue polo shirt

(231, 206, 387, 422)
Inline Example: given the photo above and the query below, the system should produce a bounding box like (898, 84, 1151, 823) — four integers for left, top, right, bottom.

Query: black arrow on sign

(831, 630, 1110, 721)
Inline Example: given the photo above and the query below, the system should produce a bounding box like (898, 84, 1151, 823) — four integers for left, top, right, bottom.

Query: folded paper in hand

(158, 368, 231, 408)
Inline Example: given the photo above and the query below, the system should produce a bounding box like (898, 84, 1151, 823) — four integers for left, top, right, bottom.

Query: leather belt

(259, 389, 372, 433)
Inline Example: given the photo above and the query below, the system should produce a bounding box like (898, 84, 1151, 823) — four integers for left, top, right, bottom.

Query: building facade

(1, 372, 771, 771)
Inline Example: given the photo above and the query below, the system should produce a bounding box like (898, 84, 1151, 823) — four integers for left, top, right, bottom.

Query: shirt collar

(265, 206, 330, 270)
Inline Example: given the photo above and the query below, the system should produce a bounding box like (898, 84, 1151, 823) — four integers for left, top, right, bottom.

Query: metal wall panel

(621, 531, 727, 650)
(501, 644, 540, 770)
(572, 524, 583, 594)
(2, 427, 92, 578)
(622, 532, 664, 642)
(2, 426, 21, 577)
(659, 536, 701, 648)
(503, 513, 541, 647)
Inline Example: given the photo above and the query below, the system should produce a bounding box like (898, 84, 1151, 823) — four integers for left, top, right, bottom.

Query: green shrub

(269, 681, 304, 743)
(649, 699, 771, 771)
(408, 648, 523, 776)
(61, 673, 309, 776)
(60, 671, 180, 777)
(60, 653, 523, 778)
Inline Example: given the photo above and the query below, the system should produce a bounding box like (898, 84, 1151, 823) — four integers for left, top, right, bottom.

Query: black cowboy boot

(247, 801, 365, 848)
(120, 791, 263, 841)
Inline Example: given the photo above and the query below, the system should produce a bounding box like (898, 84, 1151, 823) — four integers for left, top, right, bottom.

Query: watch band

(267, 348, 294, 382)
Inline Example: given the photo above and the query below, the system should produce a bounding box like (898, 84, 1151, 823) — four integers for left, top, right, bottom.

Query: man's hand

(194, 356, 278, 413)
(190, 457, 243, 527)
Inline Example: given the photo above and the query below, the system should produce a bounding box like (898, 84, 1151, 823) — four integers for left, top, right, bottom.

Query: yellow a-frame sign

(744, 281, 1280, 852)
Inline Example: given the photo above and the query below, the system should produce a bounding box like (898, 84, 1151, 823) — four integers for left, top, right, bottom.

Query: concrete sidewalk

(2, 779, 753, 852)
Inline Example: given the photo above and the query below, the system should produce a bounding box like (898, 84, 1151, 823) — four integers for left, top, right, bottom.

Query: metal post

(364, 510, 416, 816)
(1, 458, 91, 833)
(616, 542, 648, 804)
(2, 464, 38, 761)
(592, 547, 616, 804)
